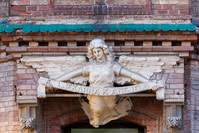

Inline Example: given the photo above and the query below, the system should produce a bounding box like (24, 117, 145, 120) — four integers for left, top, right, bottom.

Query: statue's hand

(150, 80, 165, 91)
(55, 75, 70, 82)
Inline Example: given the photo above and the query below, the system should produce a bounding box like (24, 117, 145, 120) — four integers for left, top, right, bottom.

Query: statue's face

(93, 47, 104, 60)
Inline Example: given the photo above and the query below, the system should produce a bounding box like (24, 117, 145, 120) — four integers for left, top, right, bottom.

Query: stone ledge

(4, 46, 194, 53)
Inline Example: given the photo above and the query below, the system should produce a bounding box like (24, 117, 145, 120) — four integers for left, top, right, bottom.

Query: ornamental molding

(20, 117, 36, 130)
(167, 116, 181, 128)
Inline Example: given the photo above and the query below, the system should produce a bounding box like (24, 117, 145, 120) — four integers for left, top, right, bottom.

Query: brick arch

(121, 107, 162, 132)
(121, 97, 163, 132)
(42, 97, 163, 133)
(42, 97, 88, 133)
(48, 108, 88, 133)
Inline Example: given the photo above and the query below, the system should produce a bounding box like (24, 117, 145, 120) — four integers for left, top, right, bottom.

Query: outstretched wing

(20, 56, 88, 85)
(115, 55, 180, 85)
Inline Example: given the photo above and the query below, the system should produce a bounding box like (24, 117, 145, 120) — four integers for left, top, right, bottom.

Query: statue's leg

(103, 96, 116, 109)
(88, 95, 104, 128)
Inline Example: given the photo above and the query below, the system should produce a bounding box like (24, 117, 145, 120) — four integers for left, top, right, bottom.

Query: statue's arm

(56, 67, 83, 82)
(120, 67, 150, 83)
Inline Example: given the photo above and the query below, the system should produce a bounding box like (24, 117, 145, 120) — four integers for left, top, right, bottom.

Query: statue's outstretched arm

(56, 67, 83, 82)
(120, 68, 150, 83)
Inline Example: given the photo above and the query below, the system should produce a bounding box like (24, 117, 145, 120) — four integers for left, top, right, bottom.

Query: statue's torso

(82, 61, 123, 87)
(89, 63, 114, 87)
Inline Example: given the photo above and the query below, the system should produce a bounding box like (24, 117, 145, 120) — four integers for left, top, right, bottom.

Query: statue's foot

(90, 120, 94, 125)
(93, 124, 99, 128)
(90, 119, 99, 128)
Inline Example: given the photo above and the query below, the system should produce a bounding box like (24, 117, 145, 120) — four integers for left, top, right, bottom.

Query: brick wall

(0, 0, 9, 16)
(10, 0, 151, 16)
(184, 60, 199, 132)
(9, 0, 191, 16)
(191, 0, 199, 18)
(161, 58, 185, 103)
(16, 60, 39, 104)
(152, 0, 190, 15)
(41, 97, 163, 132)
(4, 0, 191, 23)
(0, 61, 20, 133)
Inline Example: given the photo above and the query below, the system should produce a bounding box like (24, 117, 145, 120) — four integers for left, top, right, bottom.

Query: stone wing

(21, 56, 88, 85)
(115, 55, 180, 85)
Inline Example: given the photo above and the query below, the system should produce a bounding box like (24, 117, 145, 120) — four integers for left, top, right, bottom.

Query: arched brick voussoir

(42, 98, 88, 133)
(43, 98, 85, 120)
(121, 107, 162, 132)
(42, 97, 163, 132)
(52, 108, 88, 126)
(48, 108, 88, 132)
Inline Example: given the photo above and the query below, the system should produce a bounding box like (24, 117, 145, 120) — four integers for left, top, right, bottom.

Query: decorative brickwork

(10, 0, 151, 16)
(7, 0, 191, 20)
(8, 0, 191, 16)
(0, 33, 196, 62)
(53, 5, 151, 15)
(1, 34, 197, 42)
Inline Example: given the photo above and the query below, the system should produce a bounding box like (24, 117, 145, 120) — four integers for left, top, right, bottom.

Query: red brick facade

(184, 58, 199, 132)
(0, 0, 191, 24)
(9, 0, 152, 16)
(0, 30, 197, 132)
(6, 0, 191, 16)
(0, 0, 199, 132)
(0, 61, 20, 132)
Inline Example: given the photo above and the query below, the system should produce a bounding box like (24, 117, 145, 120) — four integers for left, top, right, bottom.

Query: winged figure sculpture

(21, 38, 180, 128)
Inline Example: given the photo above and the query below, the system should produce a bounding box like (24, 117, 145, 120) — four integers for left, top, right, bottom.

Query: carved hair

(88, 38, 114, 63)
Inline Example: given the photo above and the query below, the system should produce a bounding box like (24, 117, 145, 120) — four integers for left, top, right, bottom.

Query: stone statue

(21, 38, 181, 128)
(54, 39, 156, 127)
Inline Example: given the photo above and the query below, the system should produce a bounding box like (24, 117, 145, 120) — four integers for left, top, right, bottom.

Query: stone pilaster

(164, 103, 183, 133)
(18, 104, 37, 133)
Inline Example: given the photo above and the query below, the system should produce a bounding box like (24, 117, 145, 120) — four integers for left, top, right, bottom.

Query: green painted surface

(0, 24, 196, 33)
(71, 129, 138, 133)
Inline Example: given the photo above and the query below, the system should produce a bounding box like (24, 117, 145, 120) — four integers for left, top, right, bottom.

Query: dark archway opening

(61, 120, 145, 133)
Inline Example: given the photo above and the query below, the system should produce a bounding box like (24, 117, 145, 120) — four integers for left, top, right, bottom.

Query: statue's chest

(89, 64, 114, 84)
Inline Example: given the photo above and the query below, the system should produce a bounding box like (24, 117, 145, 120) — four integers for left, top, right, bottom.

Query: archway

(41, 97, 162, 132)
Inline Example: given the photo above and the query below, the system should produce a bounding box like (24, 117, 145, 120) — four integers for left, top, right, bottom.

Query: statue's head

(88, 38, 113, 62)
